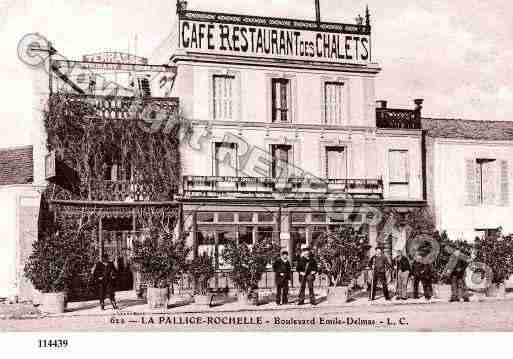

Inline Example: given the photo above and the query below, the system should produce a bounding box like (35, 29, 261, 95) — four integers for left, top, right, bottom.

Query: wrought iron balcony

(87, 180, 168, 202)
(375, 100, 423, 130)
(181, 176, 383, 200)
(52, 93, 179, 121)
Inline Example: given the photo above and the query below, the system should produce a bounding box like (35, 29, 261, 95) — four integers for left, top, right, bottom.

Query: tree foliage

(189, 253, 215, 295)
(222, 238, 280, 293)
(474, 231, 513, 284)
(315, 226, 369, 287)
(45, 94, 184, 201)
(132, 230, 190, 289)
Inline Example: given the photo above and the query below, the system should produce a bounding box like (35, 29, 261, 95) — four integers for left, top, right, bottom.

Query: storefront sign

(82, 52, 148, 65)
(178, 11, 371, 64)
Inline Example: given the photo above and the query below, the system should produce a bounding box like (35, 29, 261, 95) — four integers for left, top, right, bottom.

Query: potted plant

(474, 232, 513, 298)
(223, 237, 279, 305)
(132, 231, 189, 309)
(315, 226, 369, 304)
(189, 253, 215, 306)
(24, 225, 95, 314)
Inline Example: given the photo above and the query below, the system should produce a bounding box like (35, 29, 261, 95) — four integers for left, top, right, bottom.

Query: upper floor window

(325, 146, 347, 179)
(476, 158, 497, 204)
(325, 82, 344, 125)
(272, 79, 291, 123)
(213, 75, 234, 120)
(214, 142, 237, 177)
(389, 150, 409, 185)
(465, 158, 509, 206)
(271, 144, 292, 178)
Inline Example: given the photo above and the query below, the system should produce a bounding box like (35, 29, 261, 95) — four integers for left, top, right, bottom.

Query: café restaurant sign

(178, 10, 371, 64)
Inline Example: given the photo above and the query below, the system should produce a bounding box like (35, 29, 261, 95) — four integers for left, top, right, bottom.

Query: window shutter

(500, 160, 509, 206)
(465, 159, 477, 206)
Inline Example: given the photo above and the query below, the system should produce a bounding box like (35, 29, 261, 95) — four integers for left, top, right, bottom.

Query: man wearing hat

(92, 253, 119, 310)
(369, 247, 392, 301)
(296, 245, 318, 305)
(273, 251, 292, 305)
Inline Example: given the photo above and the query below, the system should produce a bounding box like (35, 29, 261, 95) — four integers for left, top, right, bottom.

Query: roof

(422, 118, 513, 141)
(0, 146, 34, 186)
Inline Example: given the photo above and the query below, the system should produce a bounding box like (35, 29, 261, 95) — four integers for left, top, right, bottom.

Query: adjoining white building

(0, 146, 42, 300)
(424, 118, 513, 241)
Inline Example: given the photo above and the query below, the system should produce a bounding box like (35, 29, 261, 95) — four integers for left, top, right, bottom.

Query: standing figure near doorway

(369, 247, 392, 301)
(92, 253, 119, 310)
(296, 245, 318, 306)
(273, 251, 292, 305)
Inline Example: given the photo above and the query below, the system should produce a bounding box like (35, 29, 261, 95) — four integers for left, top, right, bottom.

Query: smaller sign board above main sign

(82, 52, 148, 65)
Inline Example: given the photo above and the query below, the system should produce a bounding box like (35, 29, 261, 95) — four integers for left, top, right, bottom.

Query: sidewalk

(50, 287, 512, 318)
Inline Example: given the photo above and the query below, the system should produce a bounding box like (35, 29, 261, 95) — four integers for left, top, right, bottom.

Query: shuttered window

(325, 82, 344, 125)
(213, 75, 234, 120)
(465, 159, 478, 206)
(466, 158, 508, 206)
(326, 146, 347, 179)
(272, 79, 291, 123)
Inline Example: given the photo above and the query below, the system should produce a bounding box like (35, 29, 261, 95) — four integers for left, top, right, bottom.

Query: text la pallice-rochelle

(181, 21, 370, 61)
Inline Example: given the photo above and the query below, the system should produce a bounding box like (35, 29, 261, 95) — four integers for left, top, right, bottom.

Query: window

(466, 158, 510, 206)
(213, 75, 234, 120)
(272, 79, 291, 123)
(218, 212, 235, 223)
(326, 146, 347, 179)
(197, 212, 215, 223)
(476, 159, 497, 204)
(238, 212, 254, 223)
(389, 150, 409, 198)
(325, 82, 344, 125)
(138, 77, 151, 97)
(271, 144, 292, 178)
(239, 226, 254, 245)
(215, 142, 237, 177)
(258, 212, 274, 223)
(389, 150, 409, 184)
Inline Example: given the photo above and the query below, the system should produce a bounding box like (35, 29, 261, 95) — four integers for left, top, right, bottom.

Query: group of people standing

(368, 247, 469, 302)
(273, 244, 471, 306)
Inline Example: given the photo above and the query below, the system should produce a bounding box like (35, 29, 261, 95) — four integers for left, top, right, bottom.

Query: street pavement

(2, 291, 513, 331)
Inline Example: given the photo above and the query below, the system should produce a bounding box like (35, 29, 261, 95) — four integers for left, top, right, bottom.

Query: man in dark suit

(92, 253, 119, 310)
(273, 251, 292, 305)
(369, 247, 392, 301)
(412, 253, 434, 300)
(296, 246, 318, 305)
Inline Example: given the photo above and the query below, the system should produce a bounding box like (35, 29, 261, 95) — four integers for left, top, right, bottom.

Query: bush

(315, 226, 369, 287)
(222, 237, 279, 294)
(132, 231, 190, 289)
(474, 232, 513, 285)
(24, 229, 96, 294)
(189, 253, 215, 295)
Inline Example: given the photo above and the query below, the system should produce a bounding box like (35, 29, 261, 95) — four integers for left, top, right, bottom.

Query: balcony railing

(376, 108, 421, 130)
(88, 180, 164, 202)
(181, 176, 384, 200)
(55, 93, 179, 121)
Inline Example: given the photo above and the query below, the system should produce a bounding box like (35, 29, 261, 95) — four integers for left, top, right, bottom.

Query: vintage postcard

(1, 0, 513, 336)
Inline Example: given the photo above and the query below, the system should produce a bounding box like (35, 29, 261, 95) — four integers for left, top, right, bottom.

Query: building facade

(168, 3, 427, 266)
(424, 118, 513, 241)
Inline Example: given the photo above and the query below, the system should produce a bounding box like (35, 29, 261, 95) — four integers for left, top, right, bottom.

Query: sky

(0, 0, 512, 147)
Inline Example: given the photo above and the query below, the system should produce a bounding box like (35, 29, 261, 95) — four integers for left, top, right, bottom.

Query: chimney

(376, 100, 387, 109)
(414, 99, 424, 110)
